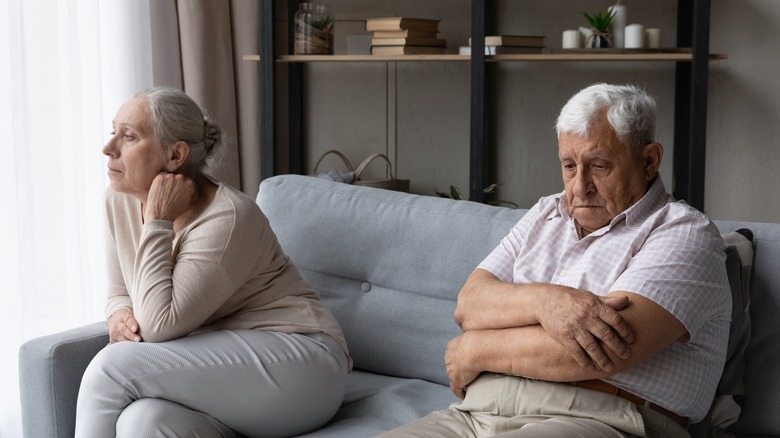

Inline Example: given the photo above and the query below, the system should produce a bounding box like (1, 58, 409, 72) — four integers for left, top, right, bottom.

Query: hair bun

(203, 117, 222, 155)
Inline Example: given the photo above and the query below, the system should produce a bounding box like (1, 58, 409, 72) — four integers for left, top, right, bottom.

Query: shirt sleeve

(611, 210, 731, 342)
(478, 201, 544, 282)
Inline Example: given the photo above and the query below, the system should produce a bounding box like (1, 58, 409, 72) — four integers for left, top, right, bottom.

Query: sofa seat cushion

(297, 370, 458, 437)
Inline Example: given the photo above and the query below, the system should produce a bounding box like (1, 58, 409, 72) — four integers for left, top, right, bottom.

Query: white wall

(292, 0, 780, 222)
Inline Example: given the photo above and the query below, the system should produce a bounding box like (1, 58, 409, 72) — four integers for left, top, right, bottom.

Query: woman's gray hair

(135, 87, 224, 177)
(555, 83, 656, 152)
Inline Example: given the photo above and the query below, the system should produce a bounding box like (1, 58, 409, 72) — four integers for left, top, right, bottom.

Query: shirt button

(560, 271, 567, 277)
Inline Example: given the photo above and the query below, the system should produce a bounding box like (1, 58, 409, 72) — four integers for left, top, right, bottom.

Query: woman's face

(102, 97, 166, 200)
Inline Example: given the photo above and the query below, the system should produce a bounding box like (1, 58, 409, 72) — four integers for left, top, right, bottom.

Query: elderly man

(379, 83, 731, 438)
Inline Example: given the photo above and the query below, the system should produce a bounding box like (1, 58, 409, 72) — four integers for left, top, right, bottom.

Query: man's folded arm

(455, 268, 635, 372)
(446, 291, 686, 397)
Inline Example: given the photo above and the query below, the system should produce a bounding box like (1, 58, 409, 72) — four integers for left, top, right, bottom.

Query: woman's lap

(75, 330, 348, 438)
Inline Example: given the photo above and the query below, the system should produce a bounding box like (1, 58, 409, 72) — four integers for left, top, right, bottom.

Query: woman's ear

(164, 141, 190, 173)
(642, 142, 664, 181)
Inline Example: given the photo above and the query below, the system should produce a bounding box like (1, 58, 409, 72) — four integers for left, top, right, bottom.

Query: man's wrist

(454, 331, 477, 376)
(464, 330, 503, 377)
(527, 283, 550, 325)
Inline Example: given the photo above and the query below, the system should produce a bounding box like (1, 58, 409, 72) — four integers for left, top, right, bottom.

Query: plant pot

(588, 32, 612, 48)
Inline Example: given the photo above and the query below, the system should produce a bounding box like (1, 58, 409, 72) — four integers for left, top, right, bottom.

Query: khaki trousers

(377, 373, 690, 438)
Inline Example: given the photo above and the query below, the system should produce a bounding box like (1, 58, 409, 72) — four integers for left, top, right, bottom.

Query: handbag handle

(355, 153, 396, 180)
(313, 150, 354, 173)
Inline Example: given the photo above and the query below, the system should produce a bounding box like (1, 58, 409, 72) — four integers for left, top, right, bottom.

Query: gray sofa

(18, 174, 780, 437)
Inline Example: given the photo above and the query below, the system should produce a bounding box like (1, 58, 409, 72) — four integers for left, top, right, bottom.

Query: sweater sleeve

(129, 219, 238, 343)
(104, 190, 132, 318)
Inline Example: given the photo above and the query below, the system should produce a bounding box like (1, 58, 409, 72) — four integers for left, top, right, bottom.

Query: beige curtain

(174, 0, 262, 196)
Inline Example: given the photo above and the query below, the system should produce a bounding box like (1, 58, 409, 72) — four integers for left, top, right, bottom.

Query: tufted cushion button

(361, 282, 372, 293)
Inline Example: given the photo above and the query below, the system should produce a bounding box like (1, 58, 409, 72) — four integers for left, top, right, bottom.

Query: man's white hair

(555, 83, 656, 151)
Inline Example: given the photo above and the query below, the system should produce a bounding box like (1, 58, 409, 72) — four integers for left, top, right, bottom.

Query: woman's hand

(144, 172, 196, 223)
(106, 308, 142, 343)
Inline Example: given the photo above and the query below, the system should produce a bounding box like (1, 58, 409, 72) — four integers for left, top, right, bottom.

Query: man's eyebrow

(583, 150, 612, 161)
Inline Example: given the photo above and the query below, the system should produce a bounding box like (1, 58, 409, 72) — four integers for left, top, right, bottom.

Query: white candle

(608, 3, 627, 48)
(624, 23, 645, 49)
(645, 28, 662, 48)
(579, 26, 593, 45)
(562, 29, 581, 49)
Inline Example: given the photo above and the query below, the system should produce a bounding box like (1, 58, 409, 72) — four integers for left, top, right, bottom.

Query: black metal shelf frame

(259, 0, 712, 210)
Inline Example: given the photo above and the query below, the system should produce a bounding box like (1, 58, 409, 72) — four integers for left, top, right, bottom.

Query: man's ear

(642, 142, 664, 181)
(164, 141, 190, 173)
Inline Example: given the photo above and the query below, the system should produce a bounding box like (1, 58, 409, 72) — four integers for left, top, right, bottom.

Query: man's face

(558, 118, 659, 237)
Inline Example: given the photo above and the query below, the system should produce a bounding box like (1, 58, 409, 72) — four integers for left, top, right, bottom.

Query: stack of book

(459, 35, 545, 55)
(366, 17, 446, 55)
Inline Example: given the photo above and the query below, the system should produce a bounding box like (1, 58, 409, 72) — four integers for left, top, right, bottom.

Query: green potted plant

(583, 10, 616, 48)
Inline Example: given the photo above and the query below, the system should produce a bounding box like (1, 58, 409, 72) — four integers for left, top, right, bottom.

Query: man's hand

(144, 172, 196, 223)
(106, 308, 142, 343)
(537, 290, 633, 373)
(445, 333, 480, 399)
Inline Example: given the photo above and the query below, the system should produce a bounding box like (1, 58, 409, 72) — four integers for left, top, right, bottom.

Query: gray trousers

(378, 373, 691, 438)
(75, 329, 348, 438)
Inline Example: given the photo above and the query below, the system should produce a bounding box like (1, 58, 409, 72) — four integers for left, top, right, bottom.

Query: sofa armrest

(19, 322, 108, 438)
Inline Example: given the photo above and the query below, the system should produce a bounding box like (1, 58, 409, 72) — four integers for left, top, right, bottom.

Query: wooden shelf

(490, 52, 727, 62)
(244, 54, 465, 62)
(244, 52, 727, 63)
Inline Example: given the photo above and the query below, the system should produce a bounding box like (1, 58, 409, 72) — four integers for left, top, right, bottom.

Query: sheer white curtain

(0, 0, 179, 435)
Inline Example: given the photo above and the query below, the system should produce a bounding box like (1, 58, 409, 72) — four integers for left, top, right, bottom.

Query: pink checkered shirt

(478, 178, 731, 422)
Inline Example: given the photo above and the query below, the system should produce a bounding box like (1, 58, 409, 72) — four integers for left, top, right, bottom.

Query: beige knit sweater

(104, 182, 350, 367)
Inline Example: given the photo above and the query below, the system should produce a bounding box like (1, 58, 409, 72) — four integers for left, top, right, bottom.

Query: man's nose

(572, 168, 594, 197)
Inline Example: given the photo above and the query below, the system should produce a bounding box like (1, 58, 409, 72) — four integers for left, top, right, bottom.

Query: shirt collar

(622, 176, 669, 230)
(551, 176, 668, 236)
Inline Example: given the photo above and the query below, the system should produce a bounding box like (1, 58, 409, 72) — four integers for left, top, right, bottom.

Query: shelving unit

(243, 53, 726, 63)
(256, 0, 723, 210)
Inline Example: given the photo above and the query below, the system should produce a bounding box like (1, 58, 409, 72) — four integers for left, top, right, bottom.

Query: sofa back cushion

(257, 175, 525, 386)
(714, 220, 780, 437)
(689, 229, 754, 437)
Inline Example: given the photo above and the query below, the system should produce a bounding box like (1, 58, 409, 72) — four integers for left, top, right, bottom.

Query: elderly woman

(75, 87, 351, 437)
